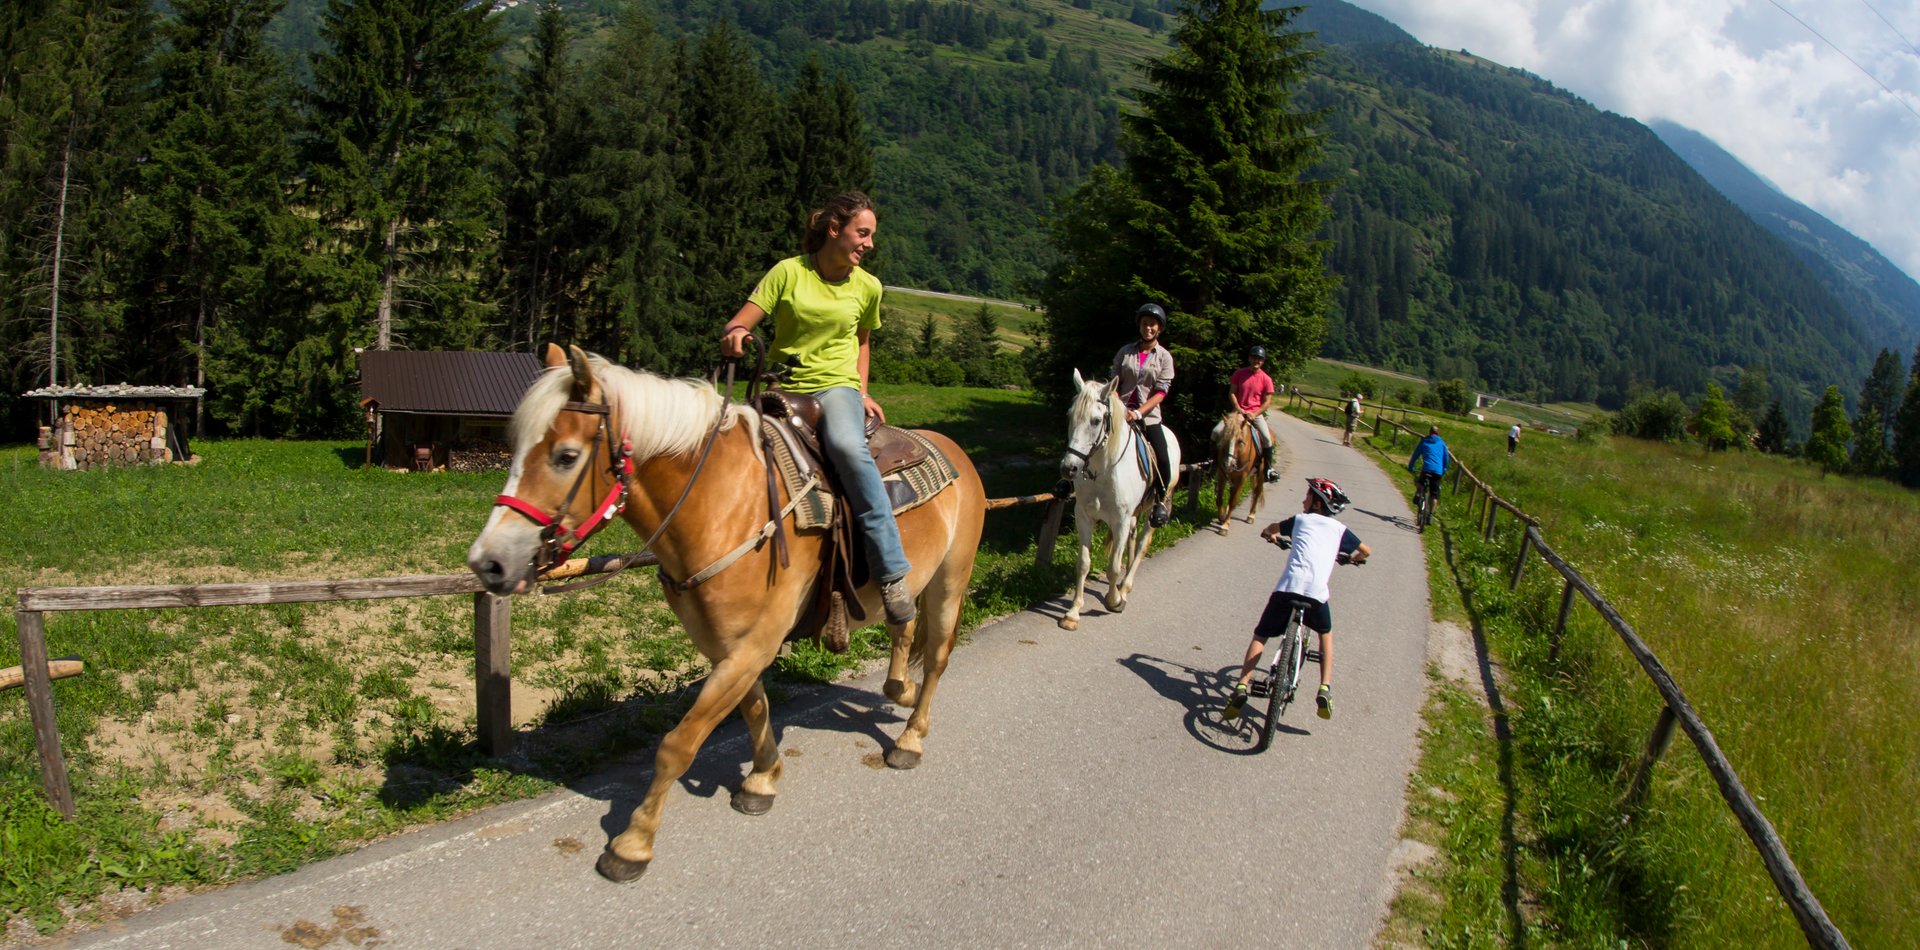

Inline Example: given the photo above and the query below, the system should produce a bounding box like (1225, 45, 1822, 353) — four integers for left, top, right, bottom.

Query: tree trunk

(377, 217, 398, 349)
(47, 121, 75, 388)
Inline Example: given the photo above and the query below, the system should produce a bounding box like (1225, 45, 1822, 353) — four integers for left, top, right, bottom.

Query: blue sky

(1342, 0, 1920, 282)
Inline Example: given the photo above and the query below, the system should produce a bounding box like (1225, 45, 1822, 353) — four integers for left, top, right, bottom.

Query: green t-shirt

(747, 256, 882, 394)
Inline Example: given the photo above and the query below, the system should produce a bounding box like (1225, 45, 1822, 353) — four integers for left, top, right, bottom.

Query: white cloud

(1343, 0, 1920, 282)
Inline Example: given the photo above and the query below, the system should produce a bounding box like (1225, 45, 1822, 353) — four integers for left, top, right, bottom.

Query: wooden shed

(359, 350, 545, 471)
(23, 384, 204, 470)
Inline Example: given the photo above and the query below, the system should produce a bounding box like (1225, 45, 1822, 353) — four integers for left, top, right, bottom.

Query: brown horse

(1210, 410, 1266, 534)
(467, 344, 986, 882)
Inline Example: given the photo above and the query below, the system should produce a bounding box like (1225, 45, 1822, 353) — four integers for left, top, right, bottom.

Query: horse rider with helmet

(1114, 303, 1177, 528)
(1229, 344, 1280, 482)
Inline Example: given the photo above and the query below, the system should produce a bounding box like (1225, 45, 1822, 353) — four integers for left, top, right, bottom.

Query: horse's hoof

(730, 789, 776, 816)
(595, 849, 650, 883)
(1058, 617, 1078, 630)
(1107, 598, 1126, 613)
(884, 747, 923, 770)
(1244, 515, 1256, 524)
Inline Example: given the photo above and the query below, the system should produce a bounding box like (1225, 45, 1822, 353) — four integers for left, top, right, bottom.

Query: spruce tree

(776, 58, 874, 253)
(1690, 382, 1736, 450)
(122, 0, 298, 432)
(1893, 359, 1920, 486)
(1804, 385, 1851, 476)
(1755, 399, 1792, 456)
(575, 5, 688, 366)
(305, 0, 501, 355)
(1041, 0, 1333, 433)
(1856, 348, 1904, 452)
(499, 0, 587, 351)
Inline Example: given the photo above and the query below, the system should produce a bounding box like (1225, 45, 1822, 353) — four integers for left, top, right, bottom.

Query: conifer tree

(776, 59, 873, 253)
(1041, 0, 1333, 433)
(1893, 355, 1920, 486)
(1856, 348, 1904, 452)
(1690, 382, 1736, 450)
(1804, 385, 1852, 476)
(1755, 399, 1792, 456)
(499, 0, 587, 351)
(122, 0, 298, 432)
(575, 5, 688, 366)
(304, 0, 501, 355)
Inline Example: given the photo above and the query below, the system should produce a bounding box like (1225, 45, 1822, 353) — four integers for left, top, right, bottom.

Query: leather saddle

(755, 390, 934, 653)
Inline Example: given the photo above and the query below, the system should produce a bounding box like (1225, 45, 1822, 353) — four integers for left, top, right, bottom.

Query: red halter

(493, 400, 635, 576)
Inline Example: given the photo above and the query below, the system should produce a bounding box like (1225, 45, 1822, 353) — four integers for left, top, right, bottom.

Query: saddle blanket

(764, 424, 960, 531)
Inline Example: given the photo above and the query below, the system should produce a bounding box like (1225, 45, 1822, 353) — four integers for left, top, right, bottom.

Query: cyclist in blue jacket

(1407, 425, 1449, 500)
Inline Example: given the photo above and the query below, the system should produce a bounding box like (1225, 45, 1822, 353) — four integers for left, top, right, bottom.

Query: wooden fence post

(1550, 577, 1576, 664)
(1483, 500, 1499, 541)
(16, 610, 75, 819)
(1450, 466, 1461, 494)
(1623, 705, 1679, 813)
(474, 592, 513, 757)
(1508, 528, 1532, 590)
(1036, 498, 1067, 565)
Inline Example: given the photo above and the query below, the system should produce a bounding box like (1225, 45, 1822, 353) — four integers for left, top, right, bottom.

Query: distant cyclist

(1407, 425, 1450, 514)
(1222, 477, 1370, 722)
(1228, 345, 1279, 482)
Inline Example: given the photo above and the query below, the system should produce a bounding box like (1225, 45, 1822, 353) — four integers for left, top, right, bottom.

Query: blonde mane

(510, 353, 759, 462)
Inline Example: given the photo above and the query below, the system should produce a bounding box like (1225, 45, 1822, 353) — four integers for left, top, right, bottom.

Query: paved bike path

(65, 411, 1431, 949)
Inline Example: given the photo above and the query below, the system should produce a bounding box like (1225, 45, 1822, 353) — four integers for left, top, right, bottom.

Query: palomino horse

(1055, 368, 1181, 630)
(467, 344, 986, 882)
(1209, 410, 1267, 533)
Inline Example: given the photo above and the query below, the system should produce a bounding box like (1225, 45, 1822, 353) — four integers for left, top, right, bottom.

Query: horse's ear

(542, 342, 568, 370)
(1072, 367, 1086, 392)
(565, 344, 594, 398)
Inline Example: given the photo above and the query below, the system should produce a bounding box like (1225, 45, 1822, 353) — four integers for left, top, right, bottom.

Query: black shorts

(1253, 590, 1332, 637)
(1415, 471, 1442, 495)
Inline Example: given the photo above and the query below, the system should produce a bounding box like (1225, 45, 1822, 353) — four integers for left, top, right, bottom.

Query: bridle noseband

(493, 400, 636, 577)
(1064, 396, 1128, 479)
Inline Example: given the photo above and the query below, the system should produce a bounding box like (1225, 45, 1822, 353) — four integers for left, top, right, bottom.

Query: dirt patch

(1427, 620, 1508, 706)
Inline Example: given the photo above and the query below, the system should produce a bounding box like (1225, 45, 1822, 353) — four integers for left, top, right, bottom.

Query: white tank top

(1273, 512, 1347, 603)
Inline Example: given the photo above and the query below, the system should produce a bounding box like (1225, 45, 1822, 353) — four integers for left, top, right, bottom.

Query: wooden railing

(1367, 415, 1849, 949)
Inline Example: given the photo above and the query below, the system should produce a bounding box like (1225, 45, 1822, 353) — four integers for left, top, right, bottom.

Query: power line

(1857, 0, 1920, 60)
(1766, 0, 1920, 123)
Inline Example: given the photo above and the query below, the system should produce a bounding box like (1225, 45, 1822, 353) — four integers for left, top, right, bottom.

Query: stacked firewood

(447, 439, 513, 473)
(40, 401, 177, 470)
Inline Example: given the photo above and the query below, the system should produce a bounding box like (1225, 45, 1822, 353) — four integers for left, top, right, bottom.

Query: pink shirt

(1229, 367, 1274, 413)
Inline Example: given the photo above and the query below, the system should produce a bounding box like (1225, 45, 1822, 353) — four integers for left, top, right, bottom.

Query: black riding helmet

(1135, 303, 1167, 328)
(1248, 345, 1267, 360)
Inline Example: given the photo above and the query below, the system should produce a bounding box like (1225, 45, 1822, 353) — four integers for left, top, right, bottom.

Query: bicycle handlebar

(1263, 534, 1365, 565)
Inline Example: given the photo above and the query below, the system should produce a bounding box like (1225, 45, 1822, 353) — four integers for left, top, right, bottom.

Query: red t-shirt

(1229, 367, 1274, 413)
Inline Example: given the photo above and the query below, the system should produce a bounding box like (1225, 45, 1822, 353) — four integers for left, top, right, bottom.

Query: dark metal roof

(359, 350, 545, 417)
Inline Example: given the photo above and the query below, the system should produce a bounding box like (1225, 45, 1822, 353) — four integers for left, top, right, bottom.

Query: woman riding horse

(1112, 303, 1177, 528)
(721, 191, 916, 627)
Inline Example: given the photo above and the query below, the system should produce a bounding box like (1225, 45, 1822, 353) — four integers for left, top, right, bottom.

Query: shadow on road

(1116, 654, 1311, 756)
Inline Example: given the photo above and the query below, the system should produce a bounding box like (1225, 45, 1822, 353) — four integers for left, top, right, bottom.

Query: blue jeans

(815, 386, 911, 583)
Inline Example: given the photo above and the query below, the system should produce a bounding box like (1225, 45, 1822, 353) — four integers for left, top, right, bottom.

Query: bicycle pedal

(1248, 679, 1270, 698)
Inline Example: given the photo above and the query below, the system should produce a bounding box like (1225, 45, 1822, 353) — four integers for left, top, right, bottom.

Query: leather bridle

(492, 400, 639, 578)
(1064, 393, 1129, 479)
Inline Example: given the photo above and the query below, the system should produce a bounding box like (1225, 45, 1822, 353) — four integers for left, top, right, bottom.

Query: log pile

(39, 401, 182, 470)
(447, 439, 513, 473)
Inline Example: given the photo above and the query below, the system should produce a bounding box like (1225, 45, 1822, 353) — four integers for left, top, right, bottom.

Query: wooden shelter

(359, 350, 545, 471)
(23, 384, 204, 470)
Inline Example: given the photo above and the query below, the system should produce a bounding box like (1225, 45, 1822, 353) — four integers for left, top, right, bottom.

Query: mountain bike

(1412, 472, 1440, 532)
(1247, 538, 1362, 752)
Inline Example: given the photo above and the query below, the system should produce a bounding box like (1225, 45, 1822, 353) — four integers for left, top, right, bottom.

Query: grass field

(0, 381, 1222, 936)
(1352, 412, 1916, 947)
(881, 287, 1044, 351)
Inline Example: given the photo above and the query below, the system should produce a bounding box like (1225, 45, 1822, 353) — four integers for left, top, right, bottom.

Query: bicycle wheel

(1257, 614, 1303, 752)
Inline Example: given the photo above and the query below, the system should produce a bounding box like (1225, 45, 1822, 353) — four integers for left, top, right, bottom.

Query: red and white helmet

(1305, 477, 1350, 514)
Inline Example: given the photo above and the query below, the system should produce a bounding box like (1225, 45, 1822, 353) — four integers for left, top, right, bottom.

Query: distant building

(23, 384, 204, 470)
(359, 350, 544, 471)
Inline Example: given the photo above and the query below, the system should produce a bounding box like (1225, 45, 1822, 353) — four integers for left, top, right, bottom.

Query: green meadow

(1355, 412, 1915, 947)
(0, 382, 1224, 935)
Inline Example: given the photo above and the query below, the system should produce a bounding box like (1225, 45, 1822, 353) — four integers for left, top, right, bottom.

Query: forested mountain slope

(1650, 119, 1920, 357)
(1298, 29, 1872, 412)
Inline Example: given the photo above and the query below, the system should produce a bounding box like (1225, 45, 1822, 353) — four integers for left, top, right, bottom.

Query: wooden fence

(1367, 415, 1849, 949)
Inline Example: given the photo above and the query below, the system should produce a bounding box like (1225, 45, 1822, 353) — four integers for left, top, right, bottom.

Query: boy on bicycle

(1223, 477, 1371, 721)
(1408, 425, 1449, 511)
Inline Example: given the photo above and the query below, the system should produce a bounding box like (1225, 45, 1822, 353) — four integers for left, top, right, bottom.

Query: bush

(1574, 414, 1611, 442)
(1432, 378, 1473, 415)
(1337, 371, 1374, 399)
(1614, 389, 1689, 441)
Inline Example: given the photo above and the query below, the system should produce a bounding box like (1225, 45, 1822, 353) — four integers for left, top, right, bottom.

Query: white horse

(1056, 369, 1181, 631)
